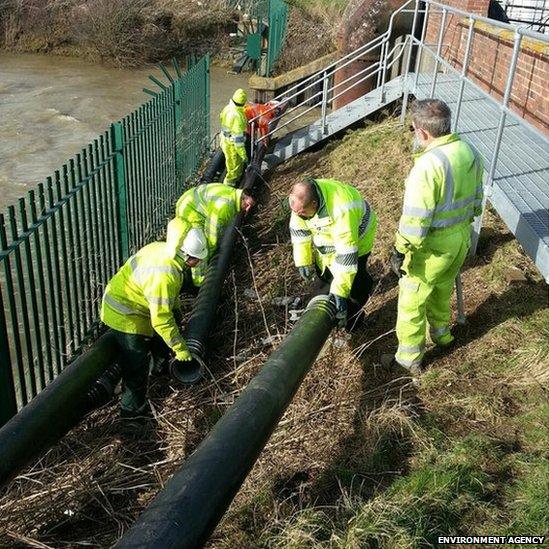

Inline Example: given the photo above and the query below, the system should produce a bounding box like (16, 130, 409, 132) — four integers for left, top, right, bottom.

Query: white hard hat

(181, 227, 208, 260)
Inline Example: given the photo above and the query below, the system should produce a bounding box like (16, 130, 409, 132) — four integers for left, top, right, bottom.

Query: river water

(0, 53, 250, 215)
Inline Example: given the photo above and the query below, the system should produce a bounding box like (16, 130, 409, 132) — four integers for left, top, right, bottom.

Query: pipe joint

(306, 295, 337, 321)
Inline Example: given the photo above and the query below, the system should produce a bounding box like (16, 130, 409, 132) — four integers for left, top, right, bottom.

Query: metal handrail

(248, 0, 417, 126)
(256, 59, 386, 141)
(250, 1, 418, 153)
(428, 0, 548, 39)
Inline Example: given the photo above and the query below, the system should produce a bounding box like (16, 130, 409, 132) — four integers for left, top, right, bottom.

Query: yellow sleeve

(143, 274, 188, 355)
(290, 213, 313, 267)
(395, 160, 439, 254)
(329, 211, 359, 298)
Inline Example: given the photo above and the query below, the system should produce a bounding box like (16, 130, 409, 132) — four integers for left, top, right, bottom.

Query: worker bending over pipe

(289, 178, 378, 331)
(100, 224, 208, 430)
(170, 183, 256, 288)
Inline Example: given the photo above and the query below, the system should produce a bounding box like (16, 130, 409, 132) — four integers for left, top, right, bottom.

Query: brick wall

(423, 0, 549, 134)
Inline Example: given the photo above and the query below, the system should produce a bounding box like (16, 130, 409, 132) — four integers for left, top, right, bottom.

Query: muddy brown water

(0, 52, 250, 215)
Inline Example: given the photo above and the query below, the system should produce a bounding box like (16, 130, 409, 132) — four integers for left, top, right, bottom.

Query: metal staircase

(251, 0, 549, 283)
(250, 1, 417, 167)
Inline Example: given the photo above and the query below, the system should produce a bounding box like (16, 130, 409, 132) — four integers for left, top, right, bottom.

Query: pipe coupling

(305, 295, 337, 321)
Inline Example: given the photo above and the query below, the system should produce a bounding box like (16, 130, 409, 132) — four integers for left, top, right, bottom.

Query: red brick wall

(423, 0, 549, 134)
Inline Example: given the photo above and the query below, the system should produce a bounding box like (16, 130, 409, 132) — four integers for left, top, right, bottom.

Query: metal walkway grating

(410, 72, 549, 282)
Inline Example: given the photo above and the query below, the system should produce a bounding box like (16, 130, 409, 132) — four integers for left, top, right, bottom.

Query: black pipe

(200, 149, 225, 183)
(116, 295, 336, 549)
(182, 141, 268, 373)
(0, 332, 119, 489)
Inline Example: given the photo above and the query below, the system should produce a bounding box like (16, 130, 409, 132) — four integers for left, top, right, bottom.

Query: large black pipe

(0, 332, 119, 489)
(200, 149, 225, 183)
(183, 141, 268, 367)
(116, 295, 336, 549)
(183, 102, 288, 370)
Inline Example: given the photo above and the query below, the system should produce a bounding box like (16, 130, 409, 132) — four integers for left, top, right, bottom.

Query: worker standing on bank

(171, 182, 256, 287)
(220, 88, 249, 186)
(386, 99, 484, 374)
(100, 223, 208, 424)
(289, 178, 377, 330)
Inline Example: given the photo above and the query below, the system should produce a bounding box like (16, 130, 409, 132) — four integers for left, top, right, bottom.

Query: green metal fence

(265, 0, 289, 76)
(228, 0, 288, 76)
(0, 55, 210, 424)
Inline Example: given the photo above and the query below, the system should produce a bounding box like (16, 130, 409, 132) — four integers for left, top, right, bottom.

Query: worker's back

(101, 242, 184, 336)
(410, 134, 483, 234)
(176, 183, 240, 221)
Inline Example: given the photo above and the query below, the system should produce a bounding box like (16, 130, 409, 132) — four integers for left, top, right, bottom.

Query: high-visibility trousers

(220, 139, 245, 187)
(395, 224, 471, 368)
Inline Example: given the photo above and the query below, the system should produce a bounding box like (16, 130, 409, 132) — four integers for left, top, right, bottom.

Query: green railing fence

(227, 0, 289, 76)
(0, 55, 210, 424)
(265, 0, 289, 76)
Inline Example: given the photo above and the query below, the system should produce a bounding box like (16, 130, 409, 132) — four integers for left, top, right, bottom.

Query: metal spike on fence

(172, 57, 183, 79)
(147, 74, 168, 92)
(158, 63, 175, 84)
(142, 87, 159, 98)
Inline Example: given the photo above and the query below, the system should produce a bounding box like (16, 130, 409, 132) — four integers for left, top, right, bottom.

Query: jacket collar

(312, 180, 329, 219)
(414, 133, 461, 161)
(174, 253, 187, 271)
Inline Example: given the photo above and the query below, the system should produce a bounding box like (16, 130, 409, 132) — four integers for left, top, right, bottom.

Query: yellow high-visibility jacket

(100, 242, 188, 356)
(290, 178, 377, 298)
(174, 183, 243, 286)
(219, 101, 248, 161)
(395, 133, 484, 254)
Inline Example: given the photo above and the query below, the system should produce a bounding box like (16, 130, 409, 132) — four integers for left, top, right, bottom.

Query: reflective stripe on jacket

(100, 242, 188, 355)
(175, 183, 243, 286)
(395, 133, 484, 253)
(220, 101, 247, 156)
(290, 179, 377, 298)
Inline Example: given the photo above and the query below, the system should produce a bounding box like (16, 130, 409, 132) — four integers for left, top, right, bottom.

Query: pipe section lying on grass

(116, 295, 336, 549)
(0, 332, 119, 489)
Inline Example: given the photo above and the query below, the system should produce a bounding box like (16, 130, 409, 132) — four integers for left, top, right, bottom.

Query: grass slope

(212, 118, 549, 547)
(0, 118, 547, 548)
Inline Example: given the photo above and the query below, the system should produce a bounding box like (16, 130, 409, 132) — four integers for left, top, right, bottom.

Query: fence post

(173, 79, 184, 185)
(110, 121, 130, 261)
(205, 55, 211, 153)
(0, 296, 17, 425)
(321, 71, 329, 135)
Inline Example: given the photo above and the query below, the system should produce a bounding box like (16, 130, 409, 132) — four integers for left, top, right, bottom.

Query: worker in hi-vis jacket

(171, 182, 256, 287)
(289, 178, 377, 331)
(385, 98, 483, 375)
(100, 223, 208, 424)
(219, 88, 248, 186)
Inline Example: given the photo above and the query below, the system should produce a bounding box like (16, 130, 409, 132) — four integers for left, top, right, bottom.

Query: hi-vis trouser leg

(395, 277, 432, 368)
(395, 226, 471, 368)
(221, 140, 244, 187)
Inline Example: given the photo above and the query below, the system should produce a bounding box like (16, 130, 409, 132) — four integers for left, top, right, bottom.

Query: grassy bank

(0, 118, 547, 547)
(274, 0, 348, 74)
(0, 0, 233, 66)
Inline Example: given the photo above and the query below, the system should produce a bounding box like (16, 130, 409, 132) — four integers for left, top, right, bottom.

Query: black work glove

(329, 293, 347, 328)
(389, 247, 405, 278)
(298, 264, 315, 281)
